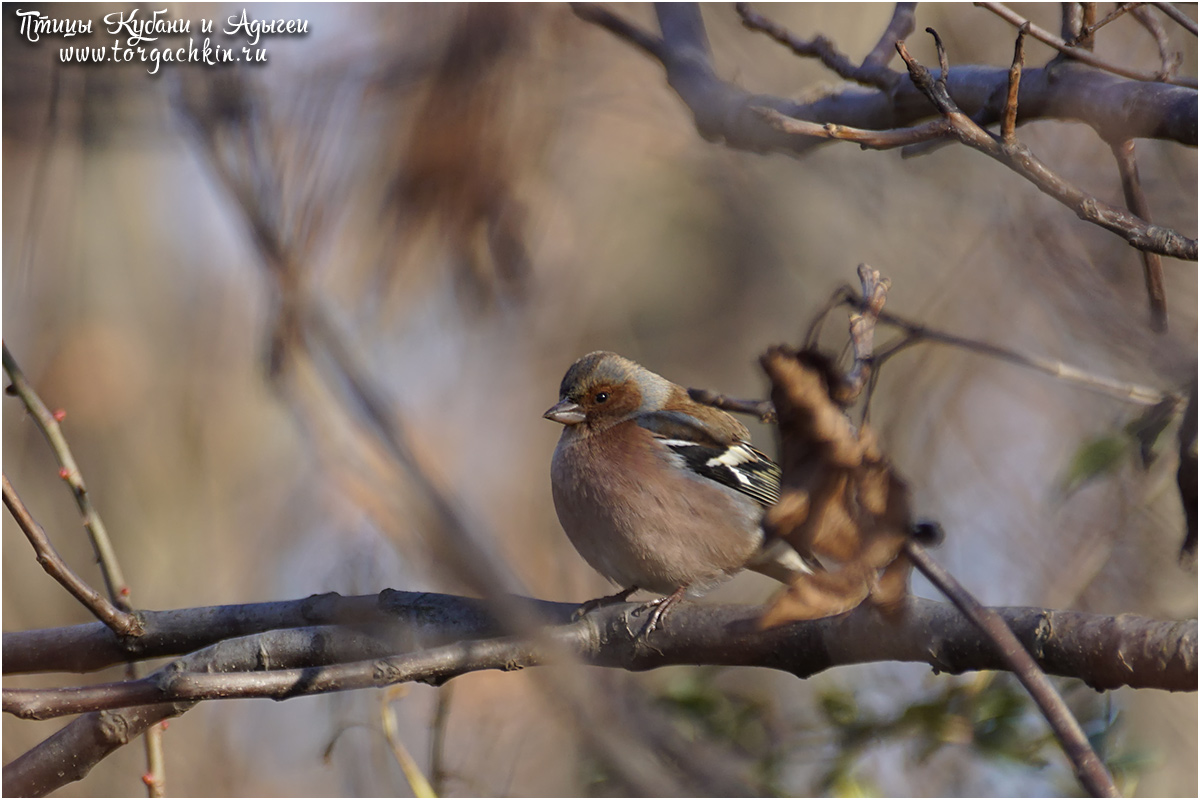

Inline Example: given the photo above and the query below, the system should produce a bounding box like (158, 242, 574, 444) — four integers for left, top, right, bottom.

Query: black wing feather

(661, 440, 781, 507)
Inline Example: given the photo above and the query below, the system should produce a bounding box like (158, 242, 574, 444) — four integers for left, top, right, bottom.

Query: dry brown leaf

(758, 345, 915, 628)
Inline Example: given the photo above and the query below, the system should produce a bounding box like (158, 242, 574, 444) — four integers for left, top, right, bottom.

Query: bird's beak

(543, 399, 585, 426)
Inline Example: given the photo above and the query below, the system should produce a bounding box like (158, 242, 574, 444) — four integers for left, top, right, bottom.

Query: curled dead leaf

(758, 345, 916, 627)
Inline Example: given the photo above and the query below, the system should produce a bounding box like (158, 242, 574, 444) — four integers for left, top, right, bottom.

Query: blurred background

(3, 3, 1196, 796)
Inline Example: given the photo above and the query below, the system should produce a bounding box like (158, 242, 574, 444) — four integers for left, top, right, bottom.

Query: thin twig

(1079, 2, 1098, 49)
(1110, 139, 1169, 331)
(429, 684, 454, 797)
(758, 106, 954, 149)
(381, 689, 436, 798)
(686, 388, 776, 422)
(933, 25, 949, 77)
(872, 311, 1170, 405)
(1073, 2, 1145, 44)
(1152, 1, 1198, 34)
(1002, 24, 1029, 144)
(1131, 4, 1182, 79)
(3, 344, 164, 794)
(3, 344, 131, 608)
(862, 2, 918, 72)
(819, 284, 1170, 406)
(142, 724, 166, 797)
(1063, 2, 1085, 41)
(976, 2, 1196, 87)
(905, 541, 1120, 798)
(736, 3, 901, 90)
(569, 2, 666, 58)
(2, 475, 142, 637)
(843, 263, 889, 402)
(893, 35, 1197, 260)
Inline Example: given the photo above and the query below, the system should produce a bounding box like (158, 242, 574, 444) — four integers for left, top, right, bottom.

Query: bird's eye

(594, 391, 609, 404)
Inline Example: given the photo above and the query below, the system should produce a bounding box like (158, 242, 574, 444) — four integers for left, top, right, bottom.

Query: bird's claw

(572, 586, 639, 621)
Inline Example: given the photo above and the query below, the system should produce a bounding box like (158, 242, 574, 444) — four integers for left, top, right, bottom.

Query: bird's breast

(550, 423, 764, 594)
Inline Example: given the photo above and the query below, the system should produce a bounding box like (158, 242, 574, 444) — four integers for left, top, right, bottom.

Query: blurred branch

(175, 70, 712, 798)
(862, 2, 919, 75)
(685, 388, 776, 423)
(381, 689, 437, 798)
(429, 684, 454, 797)
(906, 542, 1119, 797)
(2, 475, 142, 638)
(1071, 3, 1142, 44)
(978, 1, 1195, 87)
(1111, 138, 1169, 329)
(736, 2, 905, 91)
(1153, 1, 1198, 34)
(1131, 4, 1182, 80)
(802, 282, 1173, 407)
(1179, 382, 1198, 559)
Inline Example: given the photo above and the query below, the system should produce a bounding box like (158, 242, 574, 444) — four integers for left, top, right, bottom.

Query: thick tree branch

(572, 4, 1196, 148)
(3, 591, 1193, 793)
(3, 702, 188, 798)
(3, 582, 1193, 797)
(3, 590, 566, 675)
(4, 593, 1193, 691)
(573, 4, 1196, 260)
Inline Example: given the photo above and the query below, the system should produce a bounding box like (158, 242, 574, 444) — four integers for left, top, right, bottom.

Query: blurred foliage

(1061, 434, 1134, 496)
(814, 673, 1149, 797)
(655, 667, 788, 795)
(581, 667, 1152, 797)
(1059, 396, 1185, 496)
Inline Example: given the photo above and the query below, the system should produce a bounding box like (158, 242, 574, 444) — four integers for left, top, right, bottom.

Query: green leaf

(1061, 435, 1130, 495)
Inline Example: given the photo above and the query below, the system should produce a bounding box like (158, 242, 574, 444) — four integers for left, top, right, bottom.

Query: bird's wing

(636, 411, 781, 507)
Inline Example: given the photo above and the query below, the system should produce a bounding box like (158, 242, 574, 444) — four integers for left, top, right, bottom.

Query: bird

(544, 351, 813, 632)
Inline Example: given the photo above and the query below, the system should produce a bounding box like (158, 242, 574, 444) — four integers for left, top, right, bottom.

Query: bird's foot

(629, 585, 688, 642)
(573, 586, 639, 621)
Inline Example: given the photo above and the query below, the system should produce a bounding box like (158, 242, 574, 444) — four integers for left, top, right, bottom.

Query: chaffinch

(544, 351, 812, 627)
